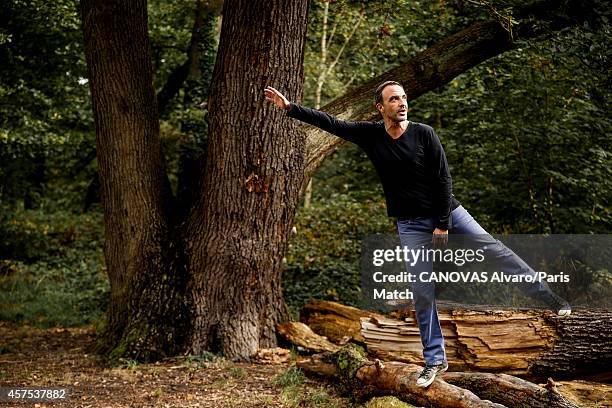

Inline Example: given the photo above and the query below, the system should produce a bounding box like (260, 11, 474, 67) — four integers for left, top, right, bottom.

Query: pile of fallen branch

(276, 300, 611, 407)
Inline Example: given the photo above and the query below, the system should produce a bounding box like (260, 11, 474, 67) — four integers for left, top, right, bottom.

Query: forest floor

(0, 323, 362, 408)
(1, 322, 609, 408)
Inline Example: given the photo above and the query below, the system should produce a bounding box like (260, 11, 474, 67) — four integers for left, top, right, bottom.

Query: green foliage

(335, 344, 367, 379)
(284, 190, 394, 315)
(362, 396, 418, 408)
(0, 208, 108, 327)
(309, 391, 331, 406)
(0, 0, 92, 206)
(411, 25, 612, 233)
(0, 0, 218, 329)
(280, 385, 302, 408)
(118, 358, 141, 370)
(188, 351, 218, 362)
(303, 0, 485, 107)
(273, 366, 306, 387)
(1, 0, 218, 208)
(228, 366, 247, 379)
(147, 0, 218, 196)
(148, 1, 194, 90)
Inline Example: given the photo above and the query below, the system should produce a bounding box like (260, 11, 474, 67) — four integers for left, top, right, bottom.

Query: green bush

(284, 142, 395, 315)
(0, 207, 108, 327)
(273, 366, 306, 387)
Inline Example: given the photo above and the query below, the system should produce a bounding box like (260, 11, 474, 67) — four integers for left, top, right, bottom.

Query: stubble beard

(392, 114, 407, 123)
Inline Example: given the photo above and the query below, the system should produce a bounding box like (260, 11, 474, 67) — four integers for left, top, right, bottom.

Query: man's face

(377, 85, 408, 123)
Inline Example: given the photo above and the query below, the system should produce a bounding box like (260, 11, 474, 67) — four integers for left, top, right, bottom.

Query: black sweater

(288, 103, 460, 229)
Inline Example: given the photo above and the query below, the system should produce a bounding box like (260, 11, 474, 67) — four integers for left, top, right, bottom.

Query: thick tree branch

(302, 0, 598, 181)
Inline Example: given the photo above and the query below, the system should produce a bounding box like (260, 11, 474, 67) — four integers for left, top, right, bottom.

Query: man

(264, 81, 571, 388)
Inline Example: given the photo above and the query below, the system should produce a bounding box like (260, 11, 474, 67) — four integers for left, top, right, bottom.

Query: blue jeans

(396, 205, 556, 365)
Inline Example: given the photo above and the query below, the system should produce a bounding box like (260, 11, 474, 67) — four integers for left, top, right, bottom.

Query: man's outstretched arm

(264, 86, 373, 145)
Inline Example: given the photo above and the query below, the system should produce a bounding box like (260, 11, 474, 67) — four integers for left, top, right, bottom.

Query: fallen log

(441, 373, 578, 408)
(300, 300, 612, 378)
(276, 321, 340, 353)
(300, 299, 383, 343)
(297, 344, 580, 408)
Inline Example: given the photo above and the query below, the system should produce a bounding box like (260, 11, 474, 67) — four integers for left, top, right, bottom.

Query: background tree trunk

(184, 0, 310, 360)
(81, 0, 187, 362)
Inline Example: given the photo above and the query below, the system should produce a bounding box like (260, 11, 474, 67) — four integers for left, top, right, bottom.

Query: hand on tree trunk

(264, 86, 290, 110)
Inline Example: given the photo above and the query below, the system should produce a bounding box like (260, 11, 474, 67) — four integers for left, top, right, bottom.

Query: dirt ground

(0, 323, 354, 408)
(1, 323, 610, 408)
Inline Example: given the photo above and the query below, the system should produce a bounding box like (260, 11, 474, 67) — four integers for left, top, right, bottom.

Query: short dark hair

(374, 81, 403, 105)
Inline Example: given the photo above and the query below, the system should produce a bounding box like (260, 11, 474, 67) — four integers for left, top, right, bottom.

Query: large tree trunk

(184, 0, 310, 360)
(82, 0, 187, 362)
(299, 300, 612, 379)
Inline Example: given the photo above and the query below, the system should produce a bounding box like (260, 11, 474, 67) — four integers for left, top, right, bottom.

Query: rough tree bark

(298, 300, 612, 379)
(297, 344, 581, 408)
(82, 0, 188, 361)
(183, 0, 310, 359)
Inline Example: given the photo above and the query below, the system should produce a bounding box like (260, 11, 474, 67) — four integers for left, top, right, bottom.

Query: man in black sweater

(264, 81, 571, 388)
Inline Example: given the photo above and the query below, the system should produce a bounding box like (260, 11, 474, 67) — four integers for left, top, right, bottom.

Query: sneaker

(548, 292, 572, 317)
(416, 361, 448, 388)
